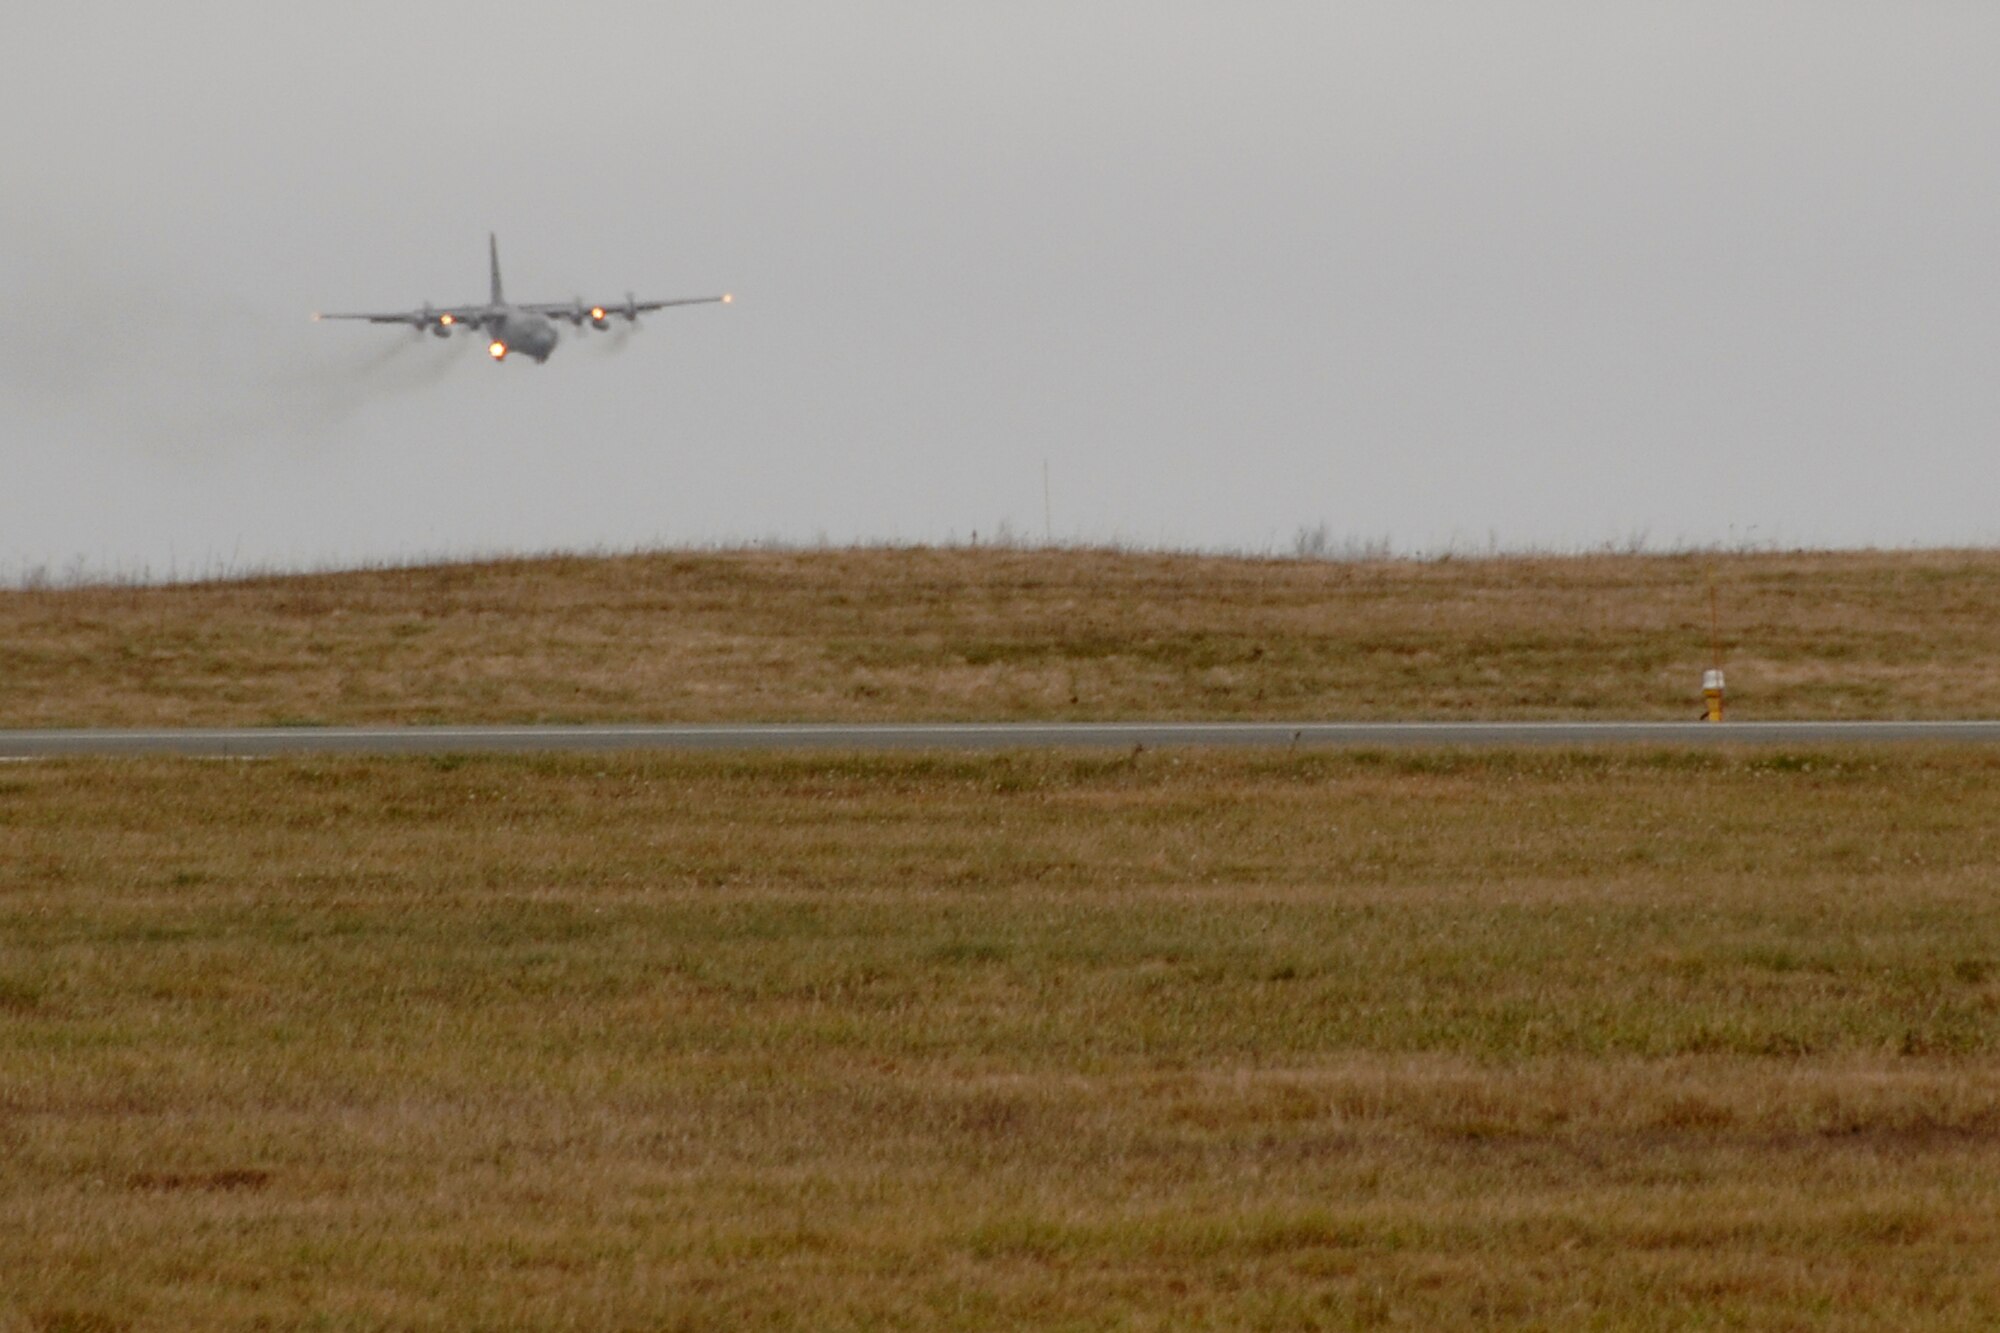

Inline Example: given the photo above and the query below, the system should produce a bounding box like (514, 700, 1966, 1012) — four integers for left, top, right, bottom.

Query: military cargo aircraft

(314, 234, 730, 363)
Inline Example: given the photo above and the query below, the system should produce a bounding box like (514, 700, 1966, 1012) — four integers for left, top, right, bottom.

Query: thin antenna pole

(1042, 459, 1052, 545)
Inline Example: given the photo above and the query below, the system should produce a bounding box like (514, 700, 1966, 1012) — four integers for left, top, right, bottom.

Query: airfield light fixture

(488, 341, 508, 360)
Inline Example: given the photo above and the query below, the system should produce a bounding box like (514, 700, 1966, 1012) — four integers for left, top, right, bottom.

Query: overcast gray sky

(6, 3, 2000, 578)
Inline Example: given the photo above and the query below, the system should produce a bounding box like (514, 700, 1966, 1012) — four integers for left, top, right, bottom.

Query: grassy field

(9, 546, 2000, 726)
(6, 747, 2000, 1329)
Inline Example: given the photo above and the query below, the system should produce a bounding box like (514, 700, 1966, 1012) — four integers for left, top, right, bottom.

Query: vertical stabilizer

(488, 232, 504, 305)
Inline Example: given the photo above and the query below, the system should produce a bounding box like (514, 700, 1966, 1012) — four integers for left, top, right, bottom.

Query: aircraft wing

(312, 307, 484, 329)
(622, 295, 731, 314)
(521, 294, 732, 321)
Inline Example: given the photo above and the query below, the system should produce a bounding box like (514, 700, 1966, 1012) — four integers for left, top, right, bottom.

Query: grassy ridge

(6, 749, 2000, 1328)
(8, 546, 2000, 725)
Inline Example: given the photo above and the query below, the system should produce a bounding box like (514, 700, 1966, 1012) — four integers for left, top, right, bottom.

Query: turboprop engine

(561, 298, 613, 331)
(418, 303, 458, 338)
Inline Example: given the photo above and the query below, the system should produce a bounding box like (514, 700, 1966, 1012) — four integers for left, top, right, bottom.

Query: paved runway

(7, 720, 2000, 758)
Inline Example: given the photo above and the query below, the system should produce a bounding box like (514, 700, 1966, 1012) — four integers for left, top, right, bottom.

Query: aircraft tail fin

(488, 232, 504, 305)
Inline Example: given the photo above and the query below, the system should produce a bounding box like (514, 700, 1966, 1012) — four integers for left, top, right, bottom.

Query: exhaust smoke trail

(576, 322, 638, 357)
(0, 234, 472, 463)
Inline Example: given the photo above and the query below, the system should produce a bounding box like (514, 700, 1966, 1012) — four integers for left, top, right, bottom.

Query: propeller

(559, 297, 613, 331)
(419, 302, 461, 338)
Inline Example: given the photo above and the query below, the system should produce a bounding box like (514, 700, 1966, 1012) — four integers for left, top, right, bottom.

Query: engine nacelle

(430, 323, 452, 339)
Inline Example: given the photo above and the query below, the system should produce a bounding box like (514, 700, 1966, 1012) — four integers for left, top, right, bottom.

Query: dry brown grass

(5, 748, 2000, 1328)
(8, 546, 2000, 726)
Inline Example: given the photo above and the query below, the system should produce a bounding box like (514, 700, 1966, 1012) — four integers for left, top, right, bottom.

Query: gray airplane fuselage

(483, 306, 559, 363)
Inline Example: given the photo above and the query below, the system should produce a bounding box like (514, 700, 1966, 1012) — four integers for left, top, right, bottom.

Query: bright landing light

(488, 341, 507, 360)
(440, 314, 455, 326)
(722, 293, 733, 304)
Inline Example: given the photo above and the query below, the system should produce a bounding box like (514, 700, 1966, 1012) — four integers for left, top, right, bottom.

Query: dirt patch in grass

(124, 1169, 271, 1194)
